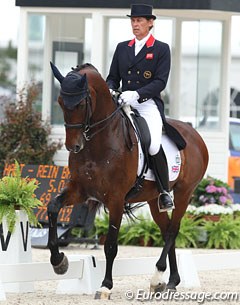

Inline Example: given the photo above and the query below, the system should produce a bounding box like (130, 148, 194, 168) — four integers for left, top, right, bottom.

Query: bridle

(62, 87, 123, 141)
(62, 88, 92, 133)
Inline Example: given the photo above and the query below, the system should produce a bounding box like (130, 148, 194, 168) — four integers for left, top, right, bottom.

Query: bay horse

(48, 62, 209, 299)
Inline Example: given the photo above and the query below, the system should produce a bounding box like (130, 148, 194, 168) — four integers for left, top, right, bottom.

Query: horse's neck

(90, 84, 117, 121)
(85, 82, 122, 151)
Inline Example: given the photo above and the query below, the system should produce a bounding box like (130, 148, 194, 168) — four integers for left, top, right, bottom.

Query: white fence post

(56, 255, 103, 294)
(0, 276, 6, 301)
(0, 210, 34, 293)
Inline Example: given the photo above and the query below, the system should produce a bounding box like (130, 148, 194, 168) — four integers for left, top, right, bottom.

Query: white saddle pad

(122, 105, 181, 182)
(138, 134, 181, 182)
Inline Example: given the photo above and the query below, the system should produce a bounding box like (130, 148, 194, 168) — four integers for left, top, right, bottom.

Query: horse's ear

(78, 73, 88, 88)
(50, 61, 64, 83)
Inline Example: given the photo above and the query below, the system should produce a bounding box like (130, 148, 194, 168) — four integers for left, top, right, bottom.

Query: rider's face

(131, 17, 153, 40)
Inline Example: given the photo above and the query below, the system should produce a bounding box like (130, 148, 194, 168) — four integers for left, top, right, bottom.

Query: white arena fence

(1, 250, 240, 301)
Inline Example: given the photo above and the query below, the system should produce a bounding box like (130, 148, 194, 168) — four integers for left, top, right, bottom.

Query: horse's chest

(73, 159, 113, 182)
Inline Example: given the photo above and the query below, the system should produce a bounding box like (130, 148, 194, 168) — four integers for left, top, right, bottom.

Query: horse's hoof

(52, 254, 69, 274)
(94, 287, 112, 300)
(166, 284, 177, 291)
(150, 282, 167, 293)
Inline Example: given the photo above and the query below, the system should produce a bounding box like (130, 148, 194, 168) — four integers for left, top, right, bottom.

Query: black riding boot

(150, 147, 174, 212)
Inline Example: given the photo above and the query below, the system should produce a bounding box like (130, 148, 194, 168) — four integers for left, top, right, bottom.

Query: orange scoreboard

(3, 164, 73, 224)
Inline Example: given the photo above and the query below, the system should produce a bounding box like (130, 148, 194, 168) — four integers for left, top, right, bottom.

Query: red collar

(128, 34, 155, 47)
(128, 38, 135, 47)
(146, 34, 155, 47)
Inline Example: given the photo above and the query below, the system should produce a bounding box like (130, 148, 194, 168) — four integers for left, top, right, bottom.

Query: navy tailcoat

(106, 35, 186, 150)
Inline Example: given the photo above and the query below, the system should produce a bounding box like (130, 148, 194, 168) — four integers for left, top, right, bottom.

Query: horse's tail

(123, 202, 146, 221)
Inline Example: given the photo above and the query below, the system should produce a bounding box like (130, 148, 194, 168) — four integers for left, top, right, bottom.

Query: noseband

(63, 87, 122, 141)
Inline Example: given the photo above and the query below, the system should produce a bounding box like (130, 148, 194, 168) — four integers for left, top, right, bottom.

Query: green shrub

(204, 215, 240, 249)
(176, 216, 204, 248)
(94, 211, 240, 249)
(119, 215, 164, 247)
(95, 213, 110, 237)
(0, 83, 62, 175)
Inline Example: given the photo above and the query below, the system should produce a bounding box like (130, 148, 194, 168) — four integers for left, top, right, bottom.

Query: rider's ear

(50, 61, 64, 84)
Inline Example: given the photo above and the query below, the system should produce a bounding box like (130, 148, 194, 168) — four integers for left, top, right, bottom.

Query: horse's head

(50, 62, 95, 153)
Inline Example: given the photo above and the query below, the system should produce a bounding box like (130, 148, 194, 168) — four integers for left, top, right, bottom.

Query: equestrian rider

(106, 4, 174, 212)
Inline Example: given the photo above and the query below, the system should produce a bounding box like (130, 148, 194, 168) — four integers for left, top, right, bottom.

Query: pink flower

(216, 187, 223, 193)
(221, 187, 228, 195)
(219, 196, 227, 204)
(206, 185, 217, 193)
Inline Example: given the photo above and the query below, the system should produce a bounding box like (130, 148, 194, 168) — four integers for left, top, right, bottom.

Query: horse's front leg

(148, 199, 178, 292)
(95, 207, 123, 300)
(47, 190, 69, 274)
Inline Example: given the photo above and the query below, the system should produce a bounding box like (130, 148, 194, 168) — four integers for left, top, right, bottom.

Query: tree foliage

(0, 41, 17, 87)
(0, 83, 62, 175)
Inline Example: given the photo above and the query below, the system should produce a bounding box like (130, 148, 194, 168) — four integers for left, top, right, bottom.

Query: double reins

(63, 88, 123, 141)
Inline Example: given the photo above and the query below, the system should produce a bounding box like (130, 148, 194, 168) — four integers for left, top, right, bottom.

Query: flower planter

(202, 215, 221, 222)
(0, 210, 33, 293)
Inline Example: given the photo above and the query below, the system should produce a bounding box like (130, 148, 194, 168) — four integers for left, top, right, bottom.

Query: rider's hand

(120, 91, 139, 106)
(109, 88, 118, 97)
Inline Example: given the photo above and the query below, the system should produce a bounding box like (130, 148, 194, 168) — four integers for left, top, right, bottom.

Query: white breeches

(130, 98, 163, 155)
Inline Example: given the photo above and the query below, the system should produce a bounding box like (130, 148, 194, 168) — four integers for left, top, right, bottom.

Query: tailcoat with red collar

(106, 35, 186, 150)
(106, 34, 170, 116)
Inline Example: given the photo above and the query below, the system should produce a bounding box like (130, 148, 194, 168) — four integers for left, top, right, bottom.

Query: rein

(64, 89, 123, 141)
(83, 104, 123, 141)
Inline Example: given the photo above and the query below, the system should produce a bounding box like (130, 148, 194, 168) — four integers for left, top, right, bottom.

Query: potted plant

(176, 216, 204, 248)
(0, 160, 42, 294)
(118, 214, 164, 247)
(190, 176, 234, 221)
(0, 160, 42, 233)
(192, 176, 234, 207)
(204, 215, 240, 249)
(186, 203, 234, 221)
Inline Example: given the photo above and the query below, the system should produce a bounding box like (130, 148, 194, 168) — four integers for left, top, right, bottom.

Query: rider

(106, 4, 174, 212)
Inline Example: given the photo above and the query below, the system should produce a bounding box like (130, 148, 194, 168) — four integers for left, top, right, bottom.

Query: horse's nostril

(74, 145, 81, 153)
(65, 142, 83, 153)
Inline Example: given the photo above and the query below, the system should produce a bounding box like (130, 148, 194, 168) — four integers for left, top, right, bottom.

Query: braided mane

(72, 63, 99, 73)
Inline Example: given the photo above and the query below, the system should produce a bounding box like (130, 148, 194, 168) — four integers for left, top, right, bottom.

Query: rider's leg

(150, 147, 174, 212)
(132, 100, 174, 212)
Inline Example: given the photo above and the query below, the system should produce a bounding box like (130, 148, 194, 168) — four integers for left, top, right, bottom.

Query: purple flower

(216, 187, 223, 193)
(199, 195, 206, 202)
(219, 196, 227, 204)
(205, 185, 217, 193)
(221, 187, 228, 195)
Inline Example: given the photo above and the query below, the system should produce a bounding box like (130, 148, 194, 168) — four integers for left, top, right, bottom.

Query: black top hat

(127, 4, 156, 20)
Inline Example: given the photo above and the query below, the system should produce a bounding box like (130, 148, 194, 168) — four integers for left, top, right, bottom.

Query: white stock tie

(135, 41, 144, 56)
